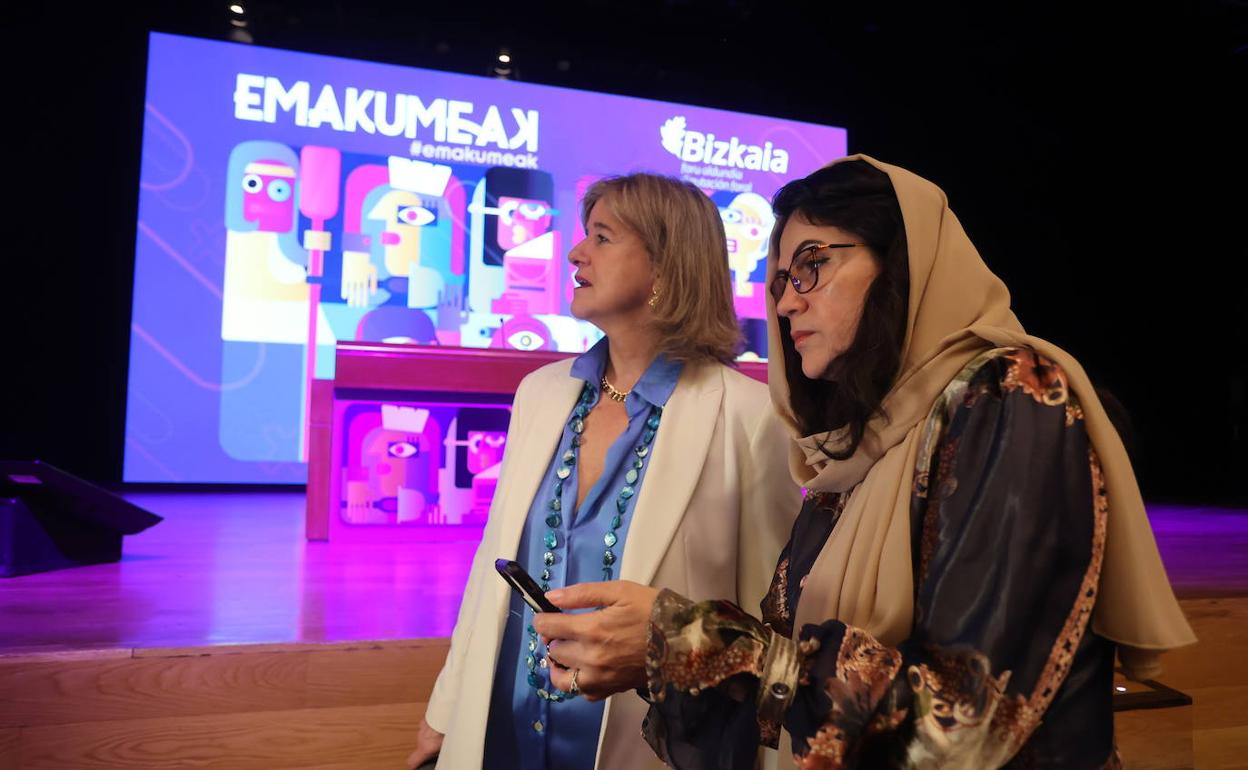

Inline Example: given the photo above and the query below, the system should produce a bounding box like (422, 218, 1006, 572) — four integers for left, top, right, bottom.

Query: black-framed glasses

(769, 242, 861, 303)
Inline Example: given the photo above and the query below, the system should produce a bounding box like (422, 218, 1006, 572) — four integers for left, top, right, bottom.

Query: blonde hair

(580, 173, 742, 364)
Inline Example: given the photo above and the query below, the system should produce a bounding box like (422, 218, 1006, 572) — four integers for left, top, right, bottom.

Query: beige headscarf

(766, 155, 1195, 680)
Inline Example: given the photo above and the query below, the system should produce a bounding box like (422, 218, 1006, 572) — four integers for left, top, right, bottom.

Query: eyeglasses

(769, 242, 861, 303)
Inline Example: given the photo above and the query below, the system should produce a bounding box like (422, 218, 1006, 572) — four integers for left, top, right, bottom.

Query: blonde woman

(406, 173, 801, 770)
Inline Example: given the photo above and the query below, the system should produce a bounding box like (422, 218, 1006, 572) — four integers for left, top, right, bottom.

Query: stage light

(492, 48, 515, 80)
(1115, 685, 1127, 692)
(230, 4, 245, 14)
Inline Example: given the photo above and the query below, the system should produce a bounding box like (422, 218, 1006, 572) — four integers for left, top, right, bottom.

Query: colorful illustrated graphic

(341, 156, 462, 312)
(468, 167, 561, 319)
(717, 191, 778, 360)
(336, 401, 510, 527)
(721, 191, 776, 321)
(218, 142, 337, 463)
(466, 430, 507, 473)
(217, 146, 601, 464)
(349, 404, 444, 524)
(125, 32, 846, 484)
(221, 142, 333, 344)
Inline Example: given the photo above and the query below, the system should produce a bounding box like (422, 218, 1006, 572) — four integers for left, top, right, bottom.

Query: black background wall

(4, 1, 1244, 503)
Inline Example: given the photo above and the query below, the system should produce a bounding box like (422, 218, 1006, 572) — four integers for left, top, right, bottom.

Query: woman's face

(774, 215, 881, 380)
(567, 197, 656, 325)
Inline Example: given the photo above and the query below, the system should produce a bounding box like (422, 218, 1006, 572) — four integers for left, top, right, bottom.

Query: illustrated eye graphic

(720, 208, 743, 224)
(484, 434, 506, 448)
(267, 179, 292, 202)
(517, 202, 549, 220)
(506, 330, 545, 351)
(243, 174, 263, 193)
(388, 441, 418, 458)
(397, 205, 436, 226)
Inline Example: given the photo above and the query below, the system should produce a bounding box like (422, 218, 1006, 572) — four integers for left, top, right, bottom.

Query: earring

(648, 287, 660, 308)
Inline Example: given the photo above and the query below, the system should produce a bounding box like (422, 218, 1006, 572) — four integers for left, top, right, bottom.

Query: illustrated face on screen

(721, 192, 775, 280)
(241, 160, 297, 233)
(362, 427, 423, 499)
(497, 196, 554, 251)
(481, 167, 555, 269)
(361, 404, 441, 499)
(466, 430, 507, 473)
(367, 189, 437, 276)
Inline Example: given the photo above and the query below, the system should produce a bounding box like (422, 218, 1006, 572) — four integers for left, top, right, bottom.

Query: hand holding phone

(495, 559, 561, 613)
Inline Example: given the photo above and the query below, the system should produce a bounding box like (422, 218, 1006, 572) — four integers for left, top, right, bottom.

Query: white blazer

(426, 357, 801, 769)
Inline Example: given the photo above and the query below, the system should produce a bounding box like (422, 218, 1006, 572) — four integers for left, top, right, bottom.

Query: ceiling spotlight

(230, 4, 245, 14)
(491, 48, 516, 80)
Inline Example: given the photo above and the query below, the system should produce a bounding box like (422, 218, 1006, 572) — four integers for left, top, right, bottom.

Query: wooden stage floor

(2, 492, 1244, 656)
(0, 491, 481, 655)
(0, 491, 1245, 768)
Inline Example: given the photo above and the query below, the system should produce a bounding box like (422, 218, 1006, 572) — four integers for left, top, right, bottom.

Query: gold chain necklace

(600, 376, 630, 402)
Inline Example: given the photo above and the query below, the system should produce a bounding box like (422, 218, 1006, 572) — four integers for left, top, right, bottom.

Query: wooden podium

(305, 342, 573, 541)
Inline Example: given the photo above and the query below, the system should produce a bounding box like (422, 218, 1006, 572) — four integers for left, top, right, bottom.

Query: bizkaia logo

(660, 116, 789, 173)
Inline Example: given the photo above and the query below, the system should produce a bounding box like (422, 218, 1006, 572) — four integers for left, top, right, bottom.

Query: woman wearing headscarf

(533, 156, 1195, 769)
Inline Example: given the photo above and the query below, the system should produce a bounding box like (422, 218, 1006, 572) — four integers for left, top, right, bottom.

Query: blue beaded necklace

(523, 380, 663, 703)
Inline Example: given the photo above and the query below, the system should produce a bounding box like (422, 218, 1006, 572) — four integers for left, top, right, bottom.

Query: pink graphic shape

(445, 175, 467, 276)
(491, 231, 562, 316)
(242, 159, 296, 233)
(733, 283, 768, 320)
(298, 146, 341, 221)
(298, 145, 343, 461)
(344, 165, 390, 233)
(496, 196, 553, 251)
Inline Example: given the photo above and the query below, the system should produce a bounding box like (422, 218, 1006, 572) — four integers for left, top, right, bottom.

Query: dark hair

(771, 160, 910, 459)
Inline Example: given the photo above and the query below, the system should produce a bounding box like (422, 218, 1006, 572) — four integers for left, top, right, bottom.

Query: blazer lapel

(618, 363, 724, 586)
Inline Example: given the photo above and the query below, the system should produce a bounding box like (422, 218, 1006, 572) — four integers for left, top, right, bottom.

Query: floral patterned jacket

(642, 349, 1119, 770)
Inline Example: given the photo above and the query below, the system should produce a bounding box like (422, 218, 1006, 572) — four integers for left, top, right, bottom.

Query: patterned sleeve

(642, 349, 1115, 770)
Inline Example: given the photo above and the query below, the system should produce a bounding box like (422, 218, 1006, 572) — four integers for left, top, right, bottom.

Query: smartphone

(495, 559, 561, 613)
